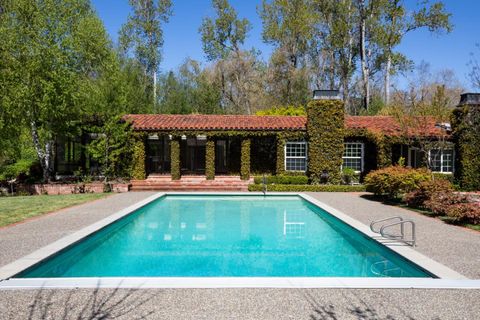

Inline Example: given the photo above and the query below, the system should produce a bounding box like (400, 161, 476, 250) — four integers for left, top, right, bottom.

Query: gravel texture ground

(0, 191, 479, 319)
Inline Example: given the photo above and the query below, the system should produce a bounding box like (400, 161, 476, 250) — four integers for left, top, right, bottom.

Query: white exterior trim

(342, 141, 364, 173)
(284, 141, 308, 172)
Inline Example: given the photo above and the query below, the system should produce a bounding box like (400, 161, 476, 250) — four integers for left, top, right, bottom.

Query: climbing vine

(276, 138, 285, 175)
(241, 138, 251, 180)
(306, 99, 345, 184)
(170, 139, 181, 180)
(131, 133, 146, 180)
(206, 138, 215, 180)
(452, 105, 480, 190)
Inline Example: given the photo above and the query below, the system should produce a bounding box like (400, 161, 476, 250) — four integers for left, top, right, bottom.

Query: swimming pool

(16, 195, 432, 278)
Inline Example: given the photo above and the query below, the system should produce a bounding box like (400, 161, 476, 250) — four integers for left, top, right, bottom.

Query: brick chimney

(307, 90, 345, 184)
(452, 93, 480, 190)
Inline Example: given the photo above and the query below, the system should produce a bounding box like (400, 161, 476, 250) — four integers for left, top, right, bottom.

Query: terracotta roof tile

(123, 114, 306, 131)
(123, 114, 447, 137)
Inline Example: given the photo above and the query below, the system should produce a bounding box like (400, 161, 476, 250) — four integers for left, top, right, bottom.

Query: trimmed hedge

(306, 99, 345, 184)
(253, 175, 308, 185)
(248, 184, 366, 192)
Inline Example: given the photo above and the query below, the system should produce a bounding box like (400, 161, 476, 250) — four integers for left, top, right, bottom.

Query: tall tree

(120, 0, 173, 110)
(200, 0, 252, 113)
(310, 0, 358, 107)
(469, 43, 480, 90)
(260, 0, 316, 69)
(0, 0, 113, 182)
(200, 0, 251, 61)
(356, 0, 383, 111)
(376, 0, 451, 105)
(259, 0, 315, 105)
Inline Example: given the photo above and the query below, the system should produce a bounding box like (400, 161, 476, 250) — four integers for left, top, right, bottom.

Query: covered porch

(142, 133, 279, 181)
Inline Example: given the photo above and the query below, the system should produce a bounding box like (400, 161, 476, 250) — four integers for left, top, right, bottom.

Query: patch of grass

(0, 193, 108, 228)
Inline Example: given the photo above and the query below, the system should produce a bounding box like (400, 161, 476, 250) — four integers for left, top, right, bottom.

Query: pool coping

(0, 192, 477, 290)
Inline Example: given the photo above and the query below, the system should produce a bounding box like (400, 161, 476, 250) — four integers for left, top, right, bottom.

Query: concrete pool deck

(0, 192, 479, 318)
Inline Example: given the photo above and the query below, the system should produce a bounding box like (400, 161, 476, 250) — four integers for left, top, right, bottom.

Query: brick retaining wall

(17, 183, 130, 195)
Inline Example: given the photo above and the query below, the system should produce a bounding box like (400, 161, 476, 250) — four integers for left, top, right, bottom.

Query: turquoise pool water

(17, 195, 432, 278)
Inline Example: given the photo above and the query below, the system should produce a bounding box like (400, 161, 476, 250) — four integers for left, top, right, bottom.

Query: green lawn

(0, 193, 109, 228)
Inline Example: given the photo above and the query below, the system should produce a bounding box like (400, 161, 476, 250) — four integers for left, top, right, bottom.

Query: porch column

(132, 134, 146, 180)
(170, 138, 181, 180)
(206, 137, 215, 180)
(241, 138, 251, 180)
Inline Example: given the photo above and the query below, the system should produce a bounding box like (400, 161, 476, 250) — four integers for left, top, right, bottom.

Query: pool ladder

(370, 216, 416, 246)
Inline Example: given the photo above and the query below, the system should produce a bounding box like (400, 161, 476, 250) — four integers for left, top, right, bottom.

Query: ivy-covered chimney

(452, 93, 480, 190)
(307, 90, 345, 184)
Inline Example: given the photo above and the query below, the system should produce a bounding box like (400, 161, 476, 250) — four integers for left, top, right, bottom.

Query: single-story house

(53, 91, 480, 189)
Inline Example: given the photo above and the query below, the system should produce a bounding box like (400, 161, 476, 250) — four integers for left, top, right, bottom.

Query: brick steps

(130, 175, 252, 192)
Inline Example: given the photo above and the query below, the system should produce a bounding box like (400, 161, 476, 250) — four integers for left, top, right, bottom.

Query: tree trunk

(153, 70, 157, 111)
(384, 54, 391, 105)
(360, 14, 370, 111)
(30, 121, 52, 182)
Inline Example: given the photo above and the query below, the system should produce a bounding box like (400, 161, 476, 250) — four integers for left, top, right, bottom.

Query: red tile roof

(123, 114, 306, 131)
(123, 114, 447, 137)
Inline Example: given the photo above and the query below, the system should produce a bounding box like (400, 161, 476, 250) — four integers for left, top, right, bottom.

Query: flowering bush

(445, 202, 480, 225)
(424, 192, 470, 217)
(404, 179, 453, 208)
(364, 166, 431, 199)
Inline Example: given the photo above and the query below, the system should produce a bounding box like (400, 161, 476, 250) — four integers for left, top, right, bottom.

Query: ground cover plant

(0, 194, 108, 228)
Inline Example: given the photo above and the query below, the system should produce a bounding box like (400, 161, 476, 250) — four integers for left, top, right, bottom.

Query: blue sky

(92, 0, 479, 90)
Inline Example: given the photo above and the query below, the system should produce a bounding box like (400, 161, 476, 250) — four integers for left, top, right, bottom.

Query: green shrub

(364, 166, 431, 199)
(253, 175, 308, 185)
(432, 172, 454, 184)
(404, 179, 453, 208)
(341, 167, 358, 185)
(248, 184, 365, 192)
(0, 159, 36, 181)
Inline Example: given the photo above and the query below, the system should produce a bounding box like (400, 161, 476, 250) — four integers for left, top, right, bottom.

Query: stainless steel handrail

(370, 216, 416, 246)
(370, 216, 404, 235)
(380, 220, 416, 246)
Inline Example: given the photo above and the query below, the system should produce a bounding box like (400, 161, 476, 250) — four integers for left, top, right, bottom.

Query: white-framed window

(342, 142, 364, 172)
(429, 149, 454, 173)
(285, 141, 307, 172)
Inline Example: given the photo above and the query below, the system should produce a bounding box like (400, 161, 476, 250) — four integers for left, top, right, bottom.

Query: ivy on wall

(306, 99, 345, 184)
(170, 139, 181, 180)
(206, 138, 215, 180)
(452, 105, 480, 190)
(241, 138, 251, 180)
(345, 128, 395, 170)
(131, 134, 146, 180)
(276, 138, 285, 175)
